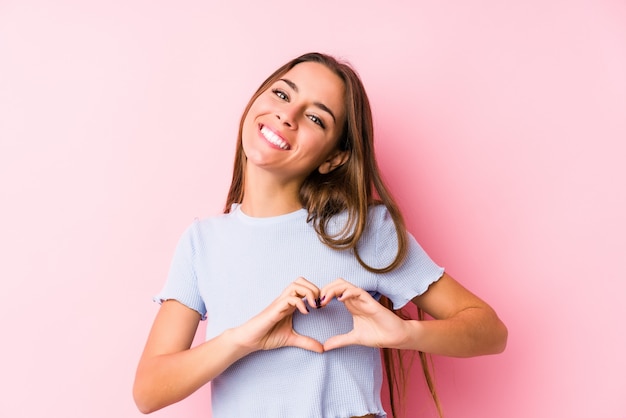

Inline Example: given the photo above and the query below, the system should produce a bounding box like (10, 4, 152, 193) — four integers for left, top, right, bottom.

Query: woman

(133, 52, 507, 418)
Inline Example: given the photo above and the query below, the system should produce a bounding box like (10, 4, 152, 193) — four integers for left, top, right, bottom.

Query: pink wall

(1, 1, 625, 417)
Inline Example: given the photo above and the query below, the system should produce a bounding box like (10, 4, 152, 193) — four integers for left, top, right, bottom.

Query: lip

(259, 124, 291, 150)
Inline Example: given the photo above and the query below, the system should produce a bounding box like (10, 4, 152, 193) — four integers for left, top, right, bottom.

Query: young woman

(133, 52, 507, 418)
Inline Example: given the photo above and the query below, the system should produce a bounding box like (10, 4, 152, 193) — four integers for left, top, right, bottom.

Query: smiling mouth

(260, 125, 290, 150)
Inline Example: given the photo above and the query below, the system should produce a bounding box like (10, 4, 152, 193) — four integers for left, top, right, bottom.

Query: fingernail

(321, 295, 326, 302)
(315, 298, 321, 309)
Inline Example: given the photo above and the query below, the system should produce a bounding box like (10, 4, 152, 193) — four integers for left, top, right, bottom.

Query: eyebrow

(279, 78, 337, 124)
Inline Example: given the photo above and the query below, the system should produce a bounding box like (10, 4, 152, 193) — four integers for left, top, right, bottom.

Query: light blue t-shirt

(156, 204, 444, 418)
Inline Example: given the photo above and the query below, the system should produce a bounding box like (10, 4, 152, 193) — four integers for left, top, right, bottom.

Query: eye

(308, 114, 326, 129)
(272, 89, 288, 101)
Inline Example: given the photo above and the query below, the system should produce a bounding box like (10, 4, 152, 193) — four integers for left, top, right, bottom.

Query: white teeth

(260, 126, 289, 149)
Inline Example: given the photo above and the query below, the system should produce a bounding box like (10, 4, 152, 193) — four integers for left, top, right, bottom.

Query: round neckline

(232, 203, 308, 224)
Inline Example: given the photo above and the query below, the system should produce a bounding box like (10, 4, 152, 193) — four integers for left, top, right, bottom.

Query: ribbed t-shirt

(155, 204, 444, 418)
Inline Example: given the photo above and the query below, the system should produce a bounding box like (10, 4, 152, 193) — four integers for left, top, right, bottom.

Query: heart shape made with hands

(284, 283, 405, 353)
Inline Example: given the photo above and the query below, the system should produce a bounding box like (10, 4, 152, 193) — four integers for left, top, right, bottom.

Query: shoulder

(366, 203, 392, 225)
(362, 204, 396, 242)
(321, 204, 391, 238)
(177, 211, 233, 247)
(352, 204, 400, 266)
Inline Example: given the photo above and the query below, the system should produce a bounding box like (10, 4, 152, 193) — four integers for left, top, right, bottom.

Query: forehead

(278, 62, 346, 118)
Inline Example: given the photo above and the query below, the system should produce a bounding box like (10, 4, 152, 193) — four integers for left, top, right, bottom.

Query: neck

(240, 165, 304, 217)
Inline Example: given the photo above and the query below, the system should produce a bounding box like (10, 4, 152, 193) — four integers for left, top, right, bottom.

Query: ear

(318, 150, 349, 175)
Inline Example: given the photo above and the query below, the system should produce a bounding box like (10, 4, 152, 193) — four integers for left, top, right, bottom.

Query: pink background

(1, 1, 625, 417)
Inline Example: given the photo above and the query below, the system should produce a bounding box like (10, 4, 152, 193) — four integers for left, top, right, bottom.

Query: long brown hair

(224, 52, 441, 417)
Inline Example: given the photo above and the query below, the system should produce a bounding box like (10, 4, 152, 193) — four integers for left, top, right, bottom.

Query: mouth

(260, 125, 290, 150)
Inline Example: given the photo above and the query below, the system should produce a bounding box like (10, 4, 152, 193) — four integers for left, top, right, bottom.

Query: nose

(275, 107, 298, 129)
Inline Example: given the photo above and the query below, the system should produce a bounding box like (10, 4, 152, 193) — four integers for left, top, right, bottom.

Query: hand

(321, 279, 411, 351)
(233, 277, 324, 354)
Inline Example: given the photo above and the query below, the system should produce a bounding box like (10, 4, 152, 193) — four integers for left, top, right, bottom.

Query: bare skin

(133, 61, 508, 414)
(322, 275, 507, 357)
(134, 274, 507, 412)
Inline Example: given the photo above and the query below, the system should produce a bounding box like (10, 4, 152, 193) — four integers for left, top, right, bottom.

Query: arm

(133, 278, 325, 414)
(322, 273, 507, 357)
(132, 300, 249, 413)
(407, 272, 508, 357)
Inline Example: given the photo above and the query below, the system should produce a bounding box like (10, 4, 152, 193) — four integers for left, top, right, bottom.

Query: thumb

(323, 332, 356, 351)
(288, 333, 325, 354)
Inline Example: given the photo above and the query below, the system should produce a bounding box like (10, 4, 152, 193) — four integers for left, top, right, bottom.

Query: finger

(319, 278, 352, 305)
(293, 276, 318, 288)
(336, 290, 382, 317)
(320, 280, 364, 306)
(323, 332, 357, 351)
(284, 296, 310, 315)
(320, 277, 350, 293)
(269, 296, 307, 320)
(290, 278, 322, 309)
(335, 287, 363, 302)
(287, 333, 325, 354)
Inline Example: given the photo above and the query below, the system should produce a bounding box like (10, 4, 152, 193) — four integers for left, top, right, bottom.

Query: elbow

(460, 308, 509, 357)
(133, 394, 159, 415)
(488, 318, 508, 355)
(499, 321, 509, 353)
(133, 380, 162, 414)
(136, 403, 154, 415)
(135, 401, 154, 415)
(479, 305, 508, 356)
(133, 390, 154, 415)
(466, 312, 508, 357)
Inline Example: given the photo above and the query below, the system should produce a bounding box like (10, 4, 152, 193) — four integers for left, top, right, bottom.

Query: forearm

(398, 306, 508, 357)
(133, 328, 252, 414)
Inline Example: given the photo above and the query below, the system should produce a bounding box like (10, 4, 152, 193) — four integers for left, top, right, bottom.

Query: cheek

(240, 117, 257, 158)
(242, 111, 254, 131)
(243, 100, 270, 130)
(248, 95, 272, 114)
(242, 103, 262, 135)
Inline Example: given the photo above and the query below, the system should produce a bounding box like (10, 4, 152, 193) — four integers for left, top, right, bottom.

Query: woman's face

(241, 61, 347, 184)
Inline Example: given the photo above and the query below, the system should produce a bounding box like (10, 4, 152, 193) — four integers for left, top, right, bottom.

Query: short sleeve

(372, 206, 445, 310)
(153, 221, 207, 319)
